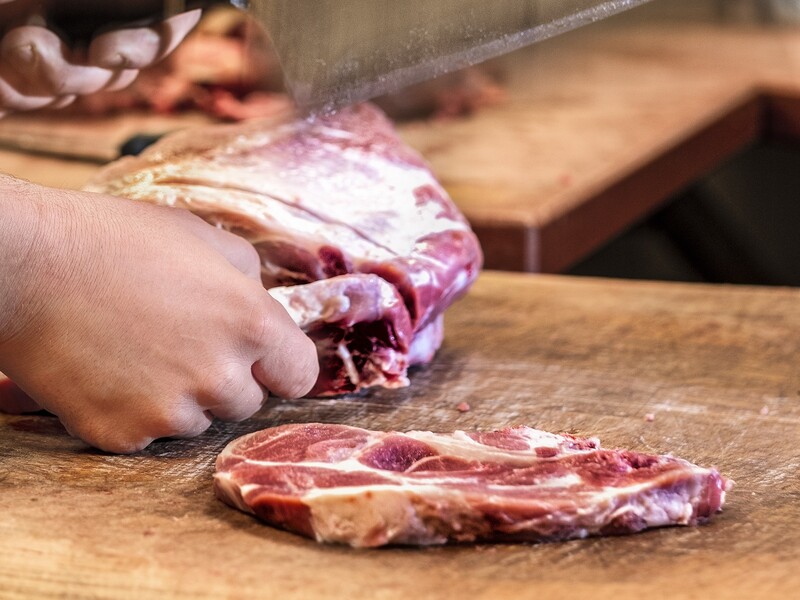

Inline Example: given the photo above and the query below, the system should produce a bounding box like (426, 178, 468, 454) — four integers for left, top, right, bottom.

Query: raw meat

(85, 104, 482, 395)
(214, 423, 731, 548)
(268, 275, 414, 396)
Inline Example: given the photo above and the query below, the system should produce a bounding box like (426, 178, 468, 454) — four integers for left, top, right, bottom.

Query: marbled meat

(214, 423, 731, 547)
(85, 104, 482, 396)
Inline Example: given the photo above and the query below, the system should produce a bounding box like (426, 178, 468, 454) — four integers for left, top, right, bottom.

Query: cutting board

(0, 112, 213, 163)
(1, 272, 798, 599)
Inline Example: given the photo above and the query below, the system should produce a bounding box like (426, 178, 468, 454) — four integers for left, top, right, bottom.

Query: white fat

(213, 472, 252, 515)
(305, 486, 451, 547)
(528, 473, 583, 489)
(336, 342, 361, 386)
(403, 429, 593, 466)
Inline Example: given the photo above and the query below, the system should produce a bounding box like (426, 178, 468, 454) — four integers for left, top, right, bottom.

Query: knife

(252, 0, 654, 112)
(29, 0, 652, 112)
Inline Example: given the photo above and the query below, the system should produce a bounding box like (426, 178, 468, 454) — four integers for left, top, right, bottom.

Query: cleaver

(250, 0, 654, 112)
(15, 0, 652, 111)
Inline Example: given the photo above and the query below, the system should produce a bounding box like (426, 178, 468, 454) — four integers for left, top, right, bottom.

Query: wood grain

(0, 149, 100, 191)
(0, 113, 212, 164)
(1, 272, 798, 599)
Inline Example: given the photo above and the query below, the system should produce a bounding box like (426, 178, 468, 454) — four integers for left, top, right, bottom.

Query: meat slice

(85, 104, 481, 395)
(214, 423, 731, 548)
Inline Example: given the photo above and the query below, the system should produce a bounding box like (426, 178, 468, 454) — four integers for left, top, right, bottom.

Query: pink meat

(84, 104, 482, 395)
(214, 423, 732, 547)
(268, 275, 413, 396)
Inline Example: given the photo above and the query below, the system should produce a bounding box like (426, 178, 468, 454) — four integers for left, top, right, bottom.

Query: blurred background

(620, 0, 800, 22)
(563, 0, 800, 287)
(2, 0, 800, 288)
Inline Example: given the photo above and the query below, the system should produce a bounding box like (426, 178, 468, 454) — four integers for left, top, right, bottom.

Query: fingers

(164, 409, 214, 440)
(171, 209, 262, 280)
(0, 26, 131, 96)
(0, 65, 57, 111)
(88, 25, 160, 70)
(0, 8, 199, 115)
(62, 401, 215, 453)
(88, 9, 202, 69)
(249, 295, 320, 398)
(203, 368, 267, 422)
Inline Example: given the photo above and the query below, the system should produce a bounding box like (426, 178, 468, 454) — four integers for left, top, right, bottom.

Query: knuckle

(281, 353, 319, 399)
(199, 363, 265, 424)
(205, 363, 245, 402)
(147, 408, 185, 440)
(231, 232, 259, 259)
(240, 240, 262, 274)
(242, 298, 274, 346)
(224, 233, 261, 277)
(171, 411, 211, 439)
(280, 380, 312, 400)
(299, 335, 321, 375)
(222, 402, 258, 423)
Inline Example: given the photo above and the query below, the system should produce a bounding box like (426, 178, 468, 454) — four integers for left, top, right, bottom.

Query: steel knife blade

(249, 0, 653, 112)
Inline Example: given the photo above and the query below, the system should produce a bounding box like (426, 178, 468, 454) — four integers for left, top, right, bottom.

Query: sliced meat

(214, 423, 732, 548)
(85, 104, 482, 395)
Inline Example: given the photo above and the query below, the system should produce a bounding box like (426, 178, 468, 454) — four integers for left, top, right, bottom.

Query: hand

(0, 3, 201, 116)
(0, 178, 319, 453)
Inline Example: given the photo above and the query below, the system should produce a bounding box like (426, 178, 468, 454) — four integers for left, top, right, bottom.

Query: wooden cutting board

(1, 272, 798, 599)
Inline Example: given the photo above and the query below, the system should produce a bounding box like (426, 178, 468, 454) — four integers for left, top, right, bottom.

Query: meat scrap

(214, 423, 731, 548)
(85, 104, 482, 395)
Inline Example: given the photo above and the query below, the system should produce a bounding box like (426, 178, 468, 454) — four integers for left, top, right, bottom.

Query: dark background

(568, 141, 800, 286)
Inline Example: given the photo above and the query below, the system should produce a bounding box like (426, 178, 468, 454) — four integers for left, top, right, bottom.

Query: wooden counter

(399, 23, 800, 272)
(3, 24, 800, 273)
(1, 272, 798, 599)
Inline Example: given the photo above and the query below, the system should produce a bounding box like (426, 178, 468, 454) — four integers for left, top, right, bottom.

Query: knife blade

(250, 0, 653, 112)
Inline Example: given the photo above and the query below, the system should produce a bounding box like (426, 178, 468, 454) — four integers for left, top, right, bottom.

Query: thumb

(249, 296, 320, 399)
